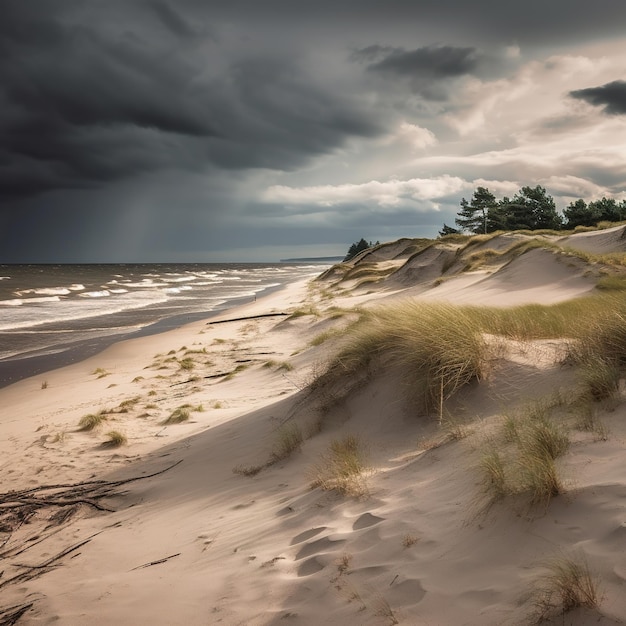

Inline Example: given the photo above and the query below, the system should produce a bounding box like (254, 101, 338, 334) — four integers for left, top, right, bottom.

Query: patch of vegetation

(78, 413, 107, 431)
(319, 302, 487, 414)
(531, 553, 601, 622)
(162, 407, 191, 424)
(178, 357, 195, 370)
(310, 435, 369, 497)
(271, 423, 304, 461)
(92, 367, 110, 378)
(479, 401, 570, 507)
(103, 430, 127, 447)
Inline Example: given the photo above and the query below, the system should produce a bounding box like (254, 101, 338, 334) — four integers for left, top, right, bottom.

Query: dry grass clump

(92, 367, 110, 378)
(103, 430, 127, 447)
(271, 423, 304, 461)
(321, 302, 487, 414)
(162, 407, 191, 424)
(78, 412, 107, 431)
(178, 357, 195, 370)
(310, 435, 369, 496)
(480, 401, 569, 506)
(531, 553, 601, 622)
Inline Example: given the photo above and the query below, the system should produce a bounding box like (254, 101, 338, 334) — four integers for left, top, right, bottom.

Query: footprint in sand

(297, 556, 327, 577)
(295, 536, 346, 561)
(352, 512, 384, 530)
(290, 527, 327, 546)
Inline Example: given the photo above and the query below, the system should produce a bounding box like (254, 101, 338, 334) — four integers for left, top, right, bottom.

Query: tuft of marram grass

(479, 401, 570, 507)
(310, 435, 369, 497)
(162, 407, 191, 425)
(271, 423, 304, 461)
(531, 553, 601, 621)
(78, 413, 107, 431)
(103, 430, 127, 447)
(324, 301, 487, 413)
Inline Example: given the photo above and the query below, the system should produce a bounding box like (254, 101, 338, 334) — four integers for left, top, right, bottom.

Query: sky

(1, 1, 626, 262)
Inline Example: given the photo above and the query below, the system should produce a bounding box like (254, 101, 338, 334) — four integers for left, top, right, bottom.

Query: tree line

(439, 185, 626, 236)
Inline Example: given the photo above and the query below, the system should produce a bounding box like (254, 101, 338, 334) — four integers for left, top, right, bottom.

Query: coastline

(2, 231, 626, 625)
(0, 280, 296, 389)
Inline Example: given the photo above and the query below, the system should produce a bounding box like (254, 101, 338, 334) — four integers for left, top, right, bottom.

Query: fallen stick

(130, 552, 181, 571)
(207, 312, 288, 325)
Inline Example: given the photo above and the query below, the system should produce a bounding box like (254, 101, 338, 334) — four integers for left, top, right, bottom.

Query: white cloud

(395, 122, 438, 150)
(263, 175, 465, 209)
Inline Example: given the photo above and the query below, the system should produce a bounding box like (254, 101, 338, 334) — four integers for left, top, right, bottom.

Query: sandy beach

(2, 228, 626, 625)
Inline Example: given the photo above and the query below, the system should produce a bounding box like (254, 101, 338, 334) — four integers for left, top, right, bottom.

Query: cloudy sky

(2, 1, 626, 262)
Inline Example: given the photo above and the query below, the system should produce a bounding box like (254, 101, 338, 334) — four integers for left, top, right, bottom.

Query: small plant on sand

(78, 413, 107, 431)
(531, 553, 601, 622)
(479, 402, 570, 507)
(92, 367, 110, 378)
(271, 423, 304, 461)
(41, 380, 48, 389)
(402, 534, 419, 548)
(132, 376, 144, 383)
(178, 357, 195, 371)
(117, 396, 142, 413)
(310, 435, 369, 497)
(336, 553, 352, 574)
(103, 430, 127, 447)
(162, 407, 191, 424)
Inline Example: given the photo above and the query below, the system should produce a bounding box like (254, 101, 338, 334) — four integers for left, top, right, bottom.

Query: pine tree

(455, 187, 497, 234)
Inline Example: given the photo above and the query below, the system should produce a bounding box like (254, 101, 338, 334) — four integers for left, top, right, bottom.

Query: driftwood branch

(207, 312, 287, 325)
(130, 552, 181, 571)
(0, 602, 34, 626)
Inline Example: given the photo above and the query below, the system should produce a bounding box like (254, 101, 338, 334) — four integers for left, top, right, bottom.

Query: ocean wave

(79, 290, 111, 298)
(0, 289, 169, 331)
(0, 296, 62, 306)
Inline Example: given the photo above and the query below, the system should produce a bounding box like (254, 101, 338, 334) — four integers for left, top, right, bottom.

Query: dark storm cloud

(149, 1, 198, 39)
(0, 1, 381, 201)
(351, 44, 480, 100)
(361, 45, 478, 79)
(570, 80, 626, 115)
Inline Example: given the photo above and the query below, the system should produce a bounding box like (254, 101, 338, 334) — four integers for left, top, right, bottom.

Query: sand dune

(2, 229, 626, 625)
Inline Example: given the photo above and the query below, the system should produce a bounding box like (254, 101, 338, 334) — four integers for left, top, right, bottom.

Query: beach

(2, 228, 626, 625)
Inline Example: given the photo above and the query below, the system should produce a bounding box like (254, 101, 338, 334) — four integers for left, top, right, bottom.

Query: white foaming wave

(0, 289, 169, 331)
(17, 287, 71, 296)
(79, 290, 111, 298)
(0, 276, 12, 281)
(162, 276, 199, 283)
(109, 289, 129, 294)
(164, 285, 194, 294)
(0, 296, 62, 306)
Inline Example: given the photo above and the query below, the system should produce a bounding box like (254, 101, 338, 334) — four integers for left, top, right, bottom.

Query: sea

(0, 263, 328, 388)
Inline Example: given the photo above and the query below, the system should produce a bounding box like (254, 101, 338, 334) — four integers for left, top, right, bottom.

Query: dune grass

(310, 435, 369, 496)
(271, 423, 304, 461)
(318, 301, 487, 414)
(531, 553, 601, 621)
(162, 407, 191, 424)
(480, 401, 570, 506)
(78, 413, 107, 431)
(103, 430, 127, 447)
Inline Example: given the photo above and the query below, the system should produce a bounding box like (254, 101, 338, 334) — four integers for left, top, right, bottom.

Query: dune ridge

(2, 226, 626, 625)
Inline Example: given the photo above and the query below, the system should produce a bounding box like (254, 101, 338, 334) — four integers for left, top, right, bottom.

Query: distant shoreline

(280, 256, 343, 262)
